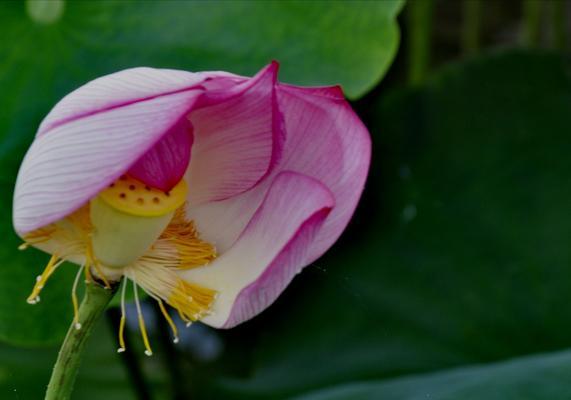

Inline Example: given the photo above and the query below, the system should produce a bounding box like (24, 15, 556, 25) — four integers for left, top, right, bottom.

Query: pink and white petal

(181, 171, 334, 328)
(276, 84, 371, 262)
(128, 118, 194, 191)
(13, 89, 202, 235)
(38, 67, 209, 136)
(187, 83, 370, 257)
(185, 180, 269, 252)
(185, 62, 284, 204)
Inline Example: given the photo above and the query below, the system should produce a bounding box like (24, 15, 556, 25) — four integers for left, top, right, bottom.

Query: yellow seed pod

(99, 175, 187, 217)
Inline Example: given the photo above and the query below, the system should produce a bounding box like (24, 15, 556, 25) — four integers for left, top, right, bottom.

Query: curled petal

(277, 83, 371, 262)
(187, 83, 370, 260)
(13, 64, 279, 234)
(185, 62, 283, 204)
(182, 171, 334, 328)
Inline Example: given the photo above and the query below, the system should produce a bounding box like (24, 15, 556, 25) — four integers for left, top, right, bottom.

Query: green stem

(407, 0, 435, 85)
(462, 0, 481, 56)
(45, 282, 118, 400)
(522, 0, 543, 47)
(549, 0, 566, 50)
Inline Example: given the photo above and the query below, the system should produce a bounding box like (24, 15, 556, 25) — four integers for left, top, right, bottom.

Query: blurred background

(1, 0, 571, 399)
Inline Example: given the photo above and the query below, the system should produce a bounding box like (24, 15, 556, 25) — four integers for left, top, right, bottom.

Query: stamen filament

(85, 245, 111, 288)
(133, 282, 153, 356)
(117, 279, 128, 353)
(157, 299, 179, 343)
(27, 254, 64, 304)
(83, 262, 93, 283)
(71, 265, 84, 330)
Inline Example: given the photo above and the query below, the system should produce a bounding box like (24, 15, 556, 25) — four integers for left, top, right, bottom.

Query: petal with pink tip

(186, 83, 371, 261)
(275, 84, 371, 262)
(128, 118, 194, 191)
(185, 62, 283, 204)
(13, 88, 203, 235)
(181, 171, 334, 328)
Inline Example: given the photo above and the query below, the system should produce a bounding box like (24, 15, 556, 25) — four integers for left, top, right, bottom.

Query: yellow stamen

(21, 226, 57, 250)
(117, 279, 128, 353)
(133, 282, 153, 356)
(85, 245, 111, 288)
(146, 207, 217, 270)
(71, 265, 83, 330)
(157, 298, 179, 343)
(27, 254, 64, 304)
(84, 262, 93, 283)
(168, 280, 217, 322)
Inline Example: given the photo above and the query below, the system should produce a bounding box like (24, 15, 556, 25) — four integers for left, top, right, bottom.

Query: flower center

(90, 175, 187, 268)
(20, 175, 218, 355)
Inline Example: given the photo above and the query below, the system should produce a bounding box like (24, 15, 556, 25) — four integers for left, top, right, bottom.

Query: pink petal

(187, 83, 370, 261)
(13, 80, 205, 234)
(13, 65, 272, 234)
(276, 83, 371, 262)
(127, 118, 194, 191)
(185, 62, 283, 204)
(181, 171, 334, 328)
(38, 68, 206, 136)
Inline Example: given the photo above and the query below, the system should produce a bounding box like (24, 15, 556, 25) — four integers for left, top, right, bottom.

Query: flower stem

(407, 0, 435, 85)
(462, 0, 481, 56)
(45, 282, 118, 400)
(522, 0, 543, 47)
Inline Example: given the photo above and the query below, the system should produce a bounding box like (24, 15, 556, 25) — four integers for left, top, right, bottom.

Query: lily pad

(292, 350, 571, 400)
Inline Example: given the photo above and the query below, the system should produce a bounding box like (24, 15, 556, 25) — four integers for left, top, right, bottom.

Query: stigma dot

(36, 275, 42, 282)
(74, 323, 82, 330)
(144, 350, 153, 356)
(185, 322, 192, 328)
(117, 347, 126, 353)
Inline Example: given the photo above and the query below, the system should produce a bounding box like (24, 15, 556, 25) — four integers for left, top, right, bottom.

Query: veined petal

(181, 171, 334, 328)
(187, 83, 370, 260)
(13, 89, 202, 235)
(276, 84, 371, 262)
(185, 62, 283, 204)
(13, 66, 257, 235)
(38, 67, 207, 136)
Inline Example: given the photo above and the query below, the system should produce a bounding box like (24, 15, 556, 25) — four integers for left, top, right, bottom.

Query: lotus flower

(13, 62, 370, 354)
